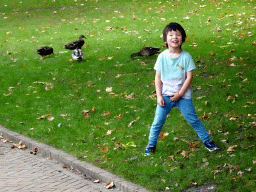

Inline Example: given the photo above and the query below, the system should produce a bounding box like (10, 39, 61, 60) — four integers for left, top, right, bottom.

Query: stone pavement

(0, 126, 149, 192)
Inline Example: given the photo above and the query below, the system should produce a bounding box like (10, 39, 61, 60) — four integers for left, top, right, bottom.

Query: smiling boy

(145, 22, 219, 156)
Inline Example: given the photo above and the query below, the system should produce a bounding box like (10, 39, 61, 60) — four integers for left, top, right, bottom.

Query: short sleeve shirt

(154, 50, 196, 99)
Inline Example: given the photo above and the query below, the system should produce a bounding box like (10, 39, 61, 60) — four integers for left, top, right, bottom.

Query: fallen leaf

(30, 147, 38, 155)
(237, 171, 243, 176)
(125, 92, 134, 100)
(116, 74, 122, 78)
(245, 168, 252, 172)
(168, 155, 175, 161)
(180, 150, 188, 158)
(105, 181, 115, 189)
(37, 114, 49, 119)
(229, 117, 238, 121)
(102, 146, 109, 153)
(176, 150, 188, 158)
(114, 114, 122, 119)
(94, 180, 100, 183)
(47, 116, 54, 121)
(106, 130, 113, 135)
(173, 137, 179, 141)
(106, 87, 113, 92)
(227, 145, 237, 152)
(124, 141, 136, 148)
(159, 132, 169, 140)
(82, 110, 90, 117)
(102, 111, 111, 116)
(11, 141, 27, 150)
(128, 117, 140, 127)
(60, 114, 70, 117)
(114, 142, 125, 150)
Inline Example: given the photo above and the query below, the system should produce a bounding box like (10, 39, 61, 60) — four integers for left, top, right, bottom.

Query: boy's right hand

(157, 96, 165, 107)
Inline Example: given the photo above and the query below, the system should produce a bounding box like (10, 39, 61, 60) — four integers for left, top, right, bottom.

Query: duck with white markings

(72, 48, 84, 60)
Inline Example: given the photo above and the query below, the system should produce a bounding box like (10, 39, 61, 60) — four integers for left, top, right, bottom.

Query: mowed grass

(0, 0, 255, 191)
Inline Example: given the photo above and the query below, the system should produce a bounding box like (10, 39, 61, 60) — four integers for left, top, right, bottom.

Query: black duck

(131, 47, 160, 58)
(37, 46, 54, 57)
(72, 48, 84, 60)
(64, 35, 86, 50)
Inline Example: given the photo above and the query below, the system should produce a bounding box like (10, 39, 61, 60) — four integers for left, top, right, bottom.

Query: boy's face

(165, 30, 183, 49)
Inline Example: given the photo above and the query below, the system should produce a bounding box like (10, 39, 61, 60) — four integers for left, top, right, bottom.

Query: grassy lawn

(1, 0, 255, 191)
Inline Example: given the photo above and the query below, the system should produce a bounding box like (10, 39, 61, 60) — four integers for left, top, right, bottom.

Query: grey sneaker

(204, 140, 219, 152)
(144, 145, 156, 156)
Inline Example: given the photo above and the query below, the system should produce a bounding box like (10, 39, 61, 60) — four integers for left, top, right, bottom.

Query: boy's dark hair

(163, 22, 186, 47)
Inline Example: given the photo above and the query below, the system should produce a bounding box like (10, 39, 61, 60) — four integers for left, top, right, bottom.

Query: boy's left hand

(170, 92, 181, 102)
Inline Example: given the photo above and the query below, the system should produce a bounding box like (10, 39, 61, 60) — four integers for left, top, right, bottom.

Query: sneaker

(204, 140, 219, 152)
(144, 145, 156, 156)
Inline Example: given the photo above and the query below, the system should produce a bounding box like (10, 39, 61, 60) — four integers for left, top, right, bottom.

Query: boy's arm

(155, 70, 165, 106)
(170, 70, 193, 102)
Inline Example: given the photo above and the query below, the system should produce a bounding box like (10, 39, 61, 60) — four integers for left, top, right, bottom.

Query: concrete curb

(0, 125, 150, 192)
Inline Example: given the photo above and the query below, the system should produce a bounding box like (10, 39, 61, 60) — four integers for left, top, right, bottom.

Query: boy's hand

(157, 96, 165, 107)
(170, 92, 181, 102)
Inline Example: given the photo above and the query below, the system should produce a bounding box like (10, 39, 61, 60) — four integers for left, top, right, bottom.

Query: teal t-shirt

(154, 50, 196, 99)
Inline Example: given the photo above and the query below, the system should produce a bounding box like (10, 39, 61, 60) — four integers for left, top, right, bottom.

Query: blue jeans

(148, 96, 211, 146)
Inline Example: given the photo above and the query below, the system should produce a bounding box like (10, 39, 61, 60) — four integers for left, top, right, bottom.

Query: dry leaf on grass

(37, 114, 49, 119)
(47, 116, 54, 121)
(128, 117, 140, 127)
(125, 92, 134, 100)
(168, 155, 175, 161)
(227, 145, 237, 152)
(106, 87, 113, 92)
(102, 146, 109, 153)
(106, 130, 113, 135)
(82, 110, 90, 117)
(102, 111, 111, 116)
(159, 132, 169, 140)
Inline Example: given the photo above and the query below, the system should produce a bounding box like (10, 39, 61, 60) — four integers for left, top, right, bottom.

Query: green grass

(1, 0, 256, 191)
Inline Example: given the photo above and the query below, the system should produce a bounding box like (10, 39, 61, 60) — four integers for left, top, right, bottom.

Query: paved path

(0, 126, 149, 192)
(0, 138, 118, 192)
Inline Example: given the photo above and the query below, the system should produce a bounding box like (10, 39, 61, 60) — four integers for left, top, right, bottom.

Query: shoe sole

(205, 147, 220, 152)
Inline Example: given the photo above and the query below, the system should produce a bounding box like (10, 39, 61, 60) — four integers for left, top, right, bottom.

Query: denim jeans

(148, 96, 211, 146)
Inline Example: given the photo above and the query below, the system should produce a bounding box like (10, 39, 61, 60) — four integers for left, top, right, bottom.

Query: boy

(145, 22, 219, 156)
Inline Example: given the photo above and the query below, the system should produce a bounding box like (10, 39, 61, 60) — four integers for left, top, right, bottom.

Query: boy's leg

(148, 96, 174, 146)
(176, 98, 211, 143)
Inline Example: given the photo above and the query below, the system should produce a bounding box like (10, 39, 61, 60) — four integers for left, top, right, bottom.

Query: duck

(72, 48, 84, 60)
(37, 46, 54, 57)
(131, 47, 160, 58)
(64, 35, 86, 50)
